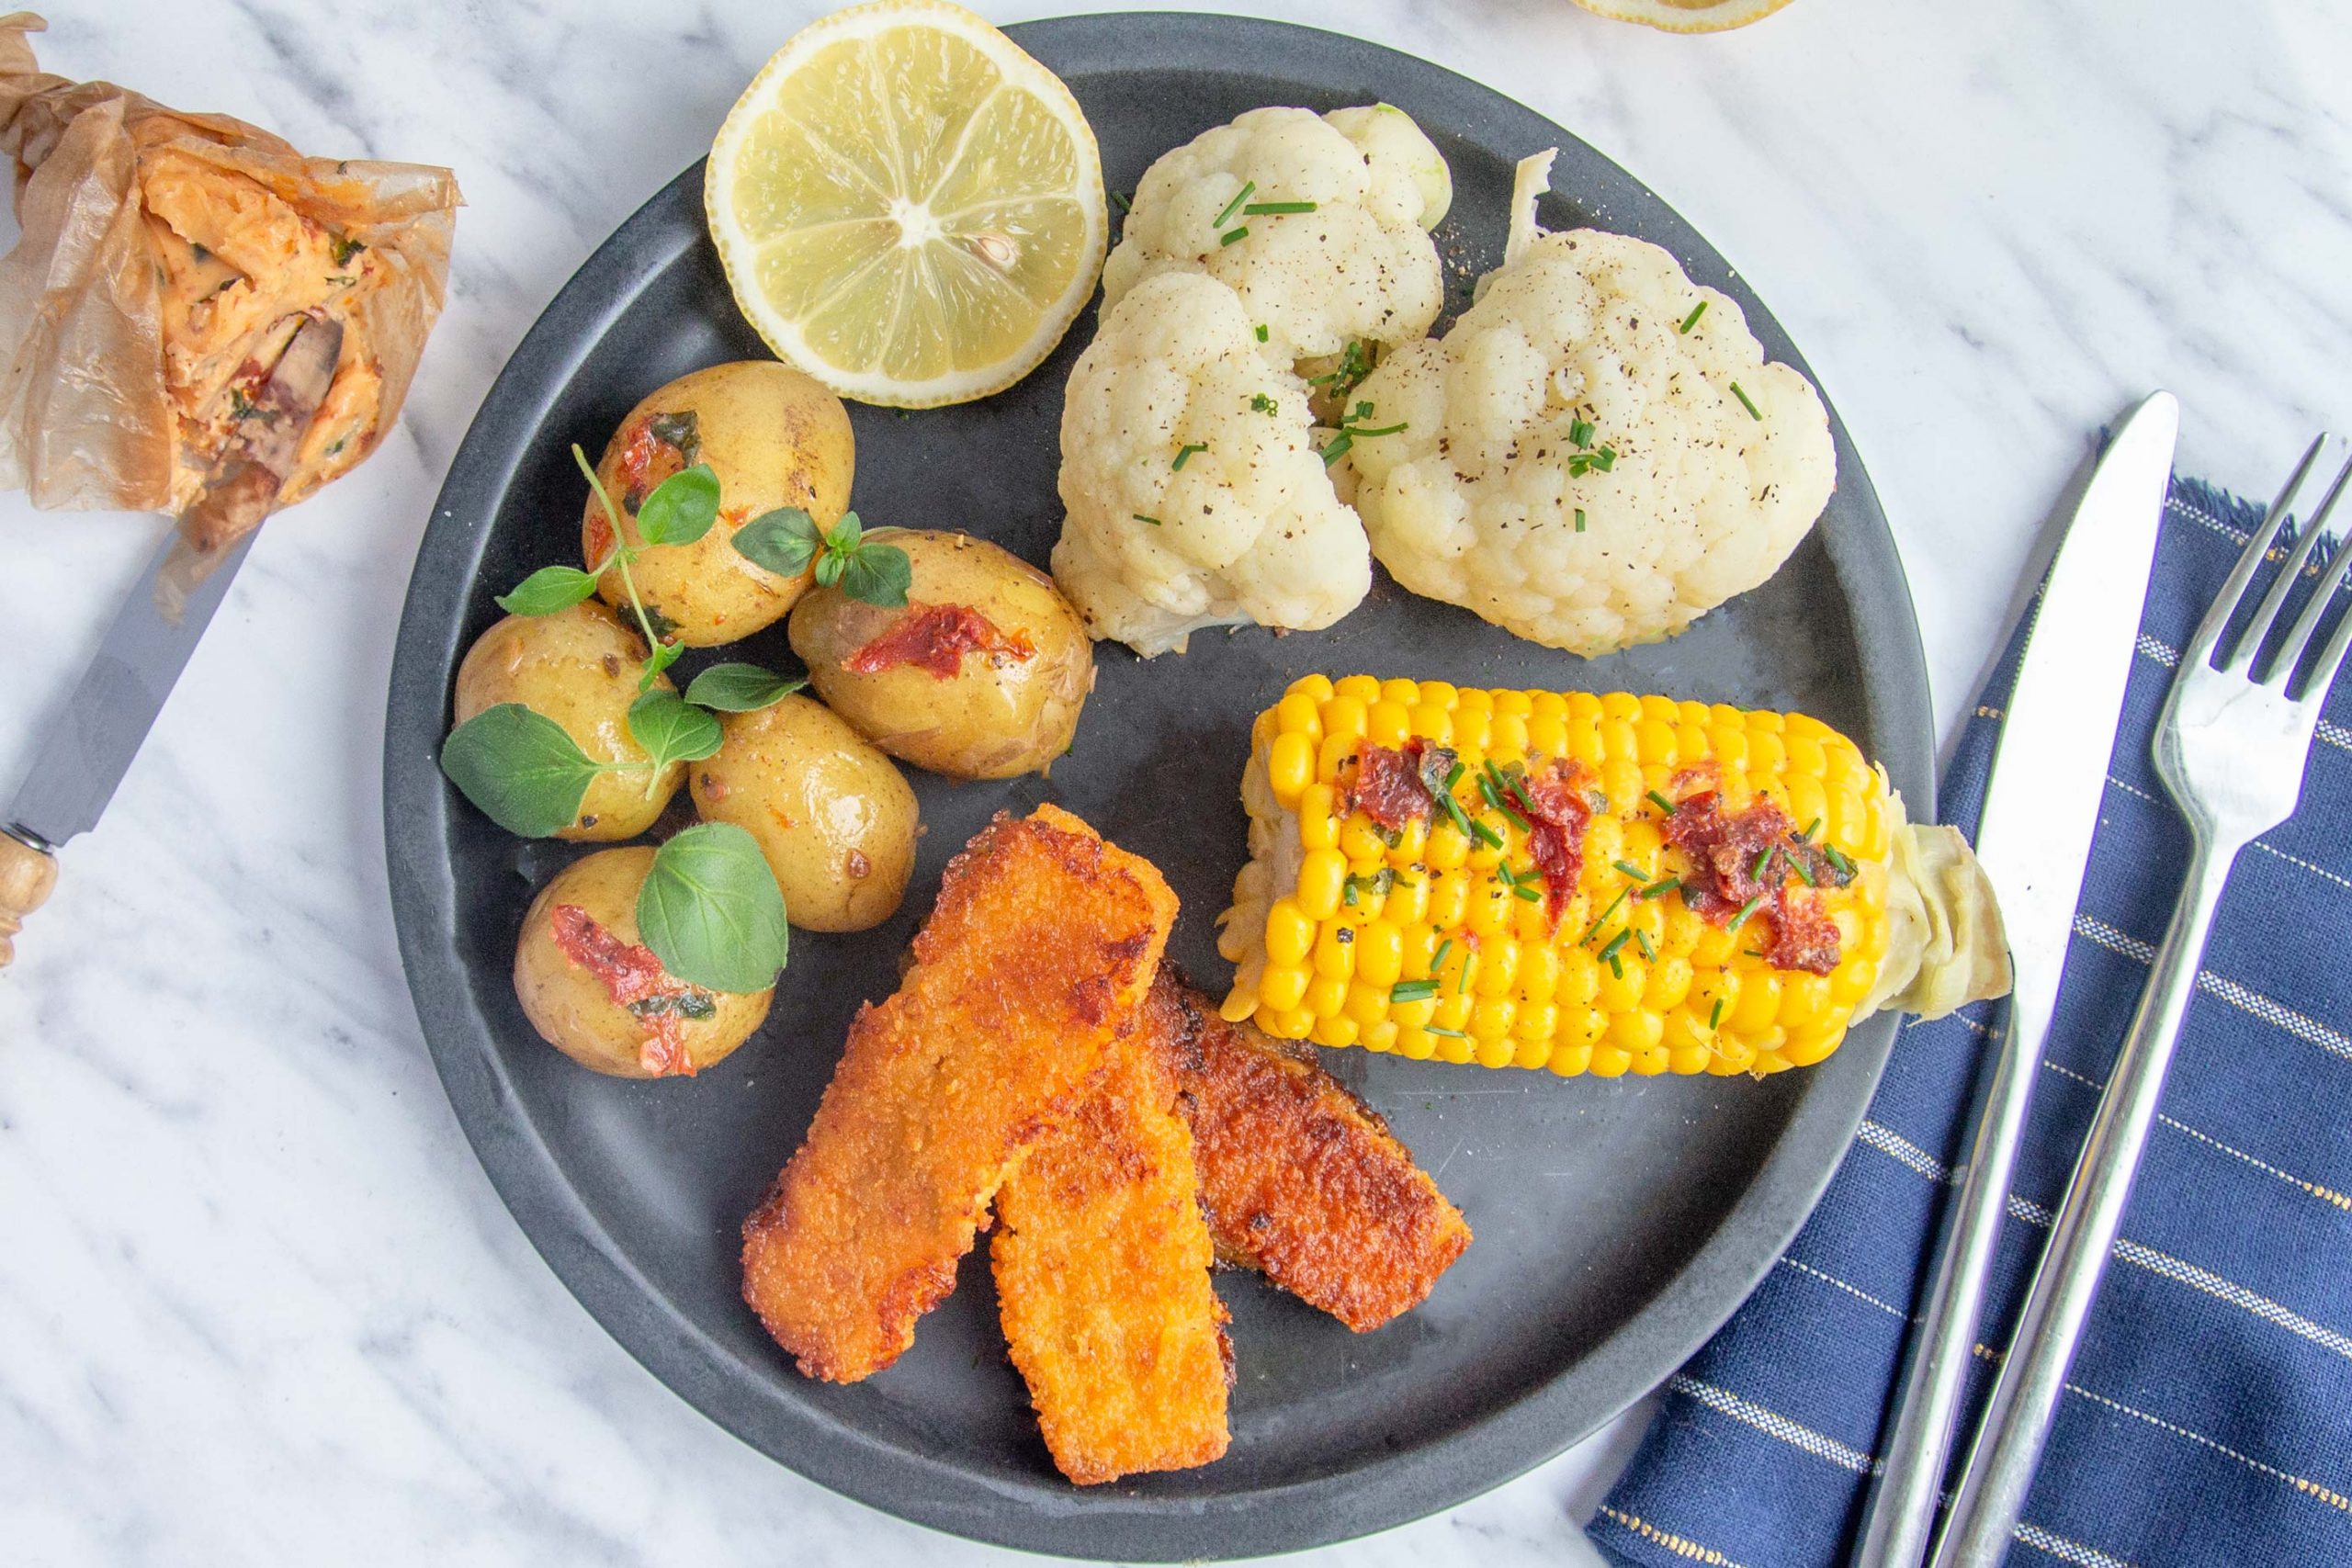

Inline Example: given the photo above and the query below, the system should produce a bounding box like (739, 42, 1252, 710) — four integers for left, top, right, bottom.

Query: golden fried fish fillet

(1144, 971, 1471, 1330)
(992, 1026, 1232, 1485)
(741, 804, 1178, 1383)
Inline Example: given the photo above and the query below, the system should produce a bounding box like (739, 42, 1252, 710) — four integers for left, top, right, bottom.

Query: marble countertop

(4, 2, 2346, 1562)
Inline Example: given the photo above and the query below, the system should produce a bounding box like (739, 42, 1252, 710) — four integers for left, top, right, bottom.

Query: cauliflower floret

(1051, 272, 1372, 657)
(1349, 191, 1836, 656)
(1100, 105, 1451, 372)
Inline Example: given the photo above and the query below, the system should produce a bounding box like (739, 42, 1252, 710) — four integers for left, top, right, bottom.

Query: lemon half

(1570, 0, 1800, 32)
(706, 0, 1107, 407)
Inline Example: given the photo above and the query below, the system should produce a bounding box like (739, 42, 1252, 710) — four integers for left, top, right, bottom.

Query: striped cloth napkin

(1590, 473, 2352, 1568)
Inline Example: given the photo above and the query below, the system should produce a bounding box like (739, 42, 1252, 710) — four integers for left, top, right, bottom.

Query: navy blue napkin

(1592, 474, 2352, 1568)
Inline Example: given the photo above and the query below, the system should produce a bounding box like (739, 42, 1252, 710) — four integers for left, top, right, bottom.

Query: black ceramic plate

(384, 12, 1929, 1561)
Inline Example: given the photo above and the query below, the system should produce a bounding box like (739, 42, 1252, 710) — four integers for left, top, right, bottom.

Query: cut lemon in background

(1569, 0, 1800, 32)
(706, 0, 1107, 407)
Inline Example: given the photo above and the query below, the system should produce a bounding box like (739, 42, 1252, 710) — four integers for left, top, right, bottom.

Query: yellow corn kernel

(1513, 1034, 1552, 1070)
(1311, 1012, 1359, 1049)
(1385, 816, 1429, 868)
(1784, 1026, 1844, 1066)
(1265, 1006, 1316, 1040)
(1832, 956, 1878, 1007)
(1584, 815, 1624, 874)
(1549, 1038, 1595, 1076)
(1435, 1032, 1476, 1066)
(1598, 953, 1647, 1012)
(1610, 1007, 1665, 1055)
(1298, 783, 1340, 850)
(1387, 872, 1431, 928)
(1517, 942, 1561, 1005)
(1637, 716, 1679, 765)
(1475, 938, 1521, 998)
(1286, 672, 1335, 703)
(1513, 896, 1554, 942)
(1295, 847, 1347, 920)
(1317, 731, 1356, 784)
(1691, 921, 1739, 968)
(1779, 973, 1832, 1029)
(1710, 726, 1749, 771)
(1340, 816, 1388, 863)
(1489, 712, 1529, 758)
(1731, 970, 1782, 1032)
(1556, 946, 1602, 1008)
(1631, 1043, 1672, 1076)
(1475, 1035, 1515, 1070)
(1661, 901, 1705, 958)
(1428, 868, 1473, 930)
(1346, 981, 1391, 1028)
(1465, 881, 1513, 938)
(1367, 698, 1413, 749)
(1432, 992, 1474, 1032)
(1391, 995, 1437, 1029)
(1747, 729, 1786, 774)
(1602, 757, 1645, 811)
(1379, 677, 1420, 707)
(1260, 964, 1309, 1013)
(1668, 1039, 1713, 1075)
(1452, 707, 1492, 755)
(1471, 996, 1516, 1043)
(1306, 973, 1350, 1019)
(1276, 690, 1323, 741)
(1465, 829, 1506, 873)
(1709, 1033, 1758, 1075)
(1355, 920, 1405, 987)
(1314, 921, 1356, 979)
(1527, 711, 1568, 760)
(1396, 1026, 1435, 1060)
(1263, 898, 1315, 967)
(1515, 999, 1559, 1044)
(1589, 1043, 1633, 1077)
(1644, 955, 1694, 1012)
(1269, 731, 1314, 803)
(1425, 819, 1471, 871)
(1410, 704, 1453, 745)
(1363, 1019, 1399, 1053)
(1334, 673, 1382, 705)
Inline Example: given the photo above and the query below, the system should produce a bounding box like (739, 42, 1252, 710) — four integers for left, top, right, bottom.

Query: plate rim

(382, 11, 1933, 1559)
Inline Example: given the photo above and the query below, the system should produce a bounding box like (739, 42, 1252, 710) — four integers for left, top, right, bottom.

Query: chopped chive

(1823, 844, 1858, 881)
(1638, 875, 1681, 900)
(1431, 938, 1454, 976)
(1390, 979, 1439, 1003)
(1634, 930, 1657, 962)
(1250, 392, 1277, 413)
(1800, 817, 1822, 841)
(1598, 929, 1633, 965)
(1343, 421, 1409, 437)
(1790, 855, 1816, 887)
(1613, 859, 1649, 882)
(1708, 998, 1724, 1030)
(1320, 431, 1353, 465)
(1726, 893, 1768, 933)
(1212, 180, 1256, 228)
(1172, 442, 1207, 470)
(1581, 889, 1630, 945)
(1468, 818, 1504, 851)
(1575, 507, 1587, 533)
(1744, 947, 1769, 960)
(1730, 381, 1762, 421)
(1254, 323, 1269, 343)
(1132, 513, 1162, 526)
(1438, 789, 1476, 840)
(1111, 189, 1132, 213)
(1568, 417, 1595, 447)
(1220, 225, 1250, 247)
(1444, 761, 1467, 790)
(1606, 953, 1624, 979)
(1750, 848, 1774, 882)
(1243, 199, 1317, 215)
(1646, 789, 1678, 816)
(1503, 771, 1542, 818)
(1481, 762, 1532, 830)
(1593, 445, 1616, 471)
(1679, 299, 1707, 334)
(1509, 879, 1541, 903)
(1343, 877, 1357, 907)
(1425, 1025, 1468, 1039)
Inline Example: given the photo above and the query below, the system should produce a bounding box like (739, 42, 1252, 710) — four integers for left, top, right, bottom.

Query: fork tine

(2197, 434, 2325, 671)
(2236, 453, 2350, 682)
(2288, 528, 2352, 710)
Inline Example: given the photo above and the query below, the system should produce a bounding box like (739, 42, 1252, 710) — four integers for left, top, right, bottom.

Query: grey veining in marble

(3, 2, 2347, 1563)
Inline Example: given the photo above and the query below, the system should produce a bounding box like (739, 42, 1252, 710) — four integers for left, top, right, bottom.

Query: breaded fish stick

(1145, 971, 1471, 1331)
(993, 1028, 1232, 1484)
(741, 805, 1178, 1382)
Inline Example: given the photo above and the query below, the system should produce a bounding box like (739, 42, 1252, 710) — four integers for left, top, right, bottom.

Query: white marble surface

(3, 2, 2347, 1563)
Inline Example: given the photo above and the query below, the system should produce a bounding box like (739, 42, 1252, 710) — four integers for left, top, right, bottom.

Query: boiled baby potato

(514, 846, 773, 1078)
(583, 360, 854, 647)
(789, 531, 1093, 779)
(453, 600, 680, 840)
(689, 695, 918, 932)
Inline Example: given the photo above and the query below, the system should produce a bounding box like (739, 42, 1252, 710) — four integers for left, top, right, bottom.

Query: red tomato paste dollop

(550, 904, 706, 1076)
(844, 603, 1035, 679)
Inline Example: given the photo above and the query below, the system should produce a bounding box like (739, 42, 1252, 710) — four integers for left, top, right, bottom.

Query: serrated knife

(0, 312, 343, 968)
(1850, 390, 2180, 1568)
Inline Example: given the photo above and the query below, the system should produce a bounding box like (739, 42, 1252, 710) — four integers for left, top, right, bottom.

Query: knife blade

(1850, 390, 2179, 1568)
(0, 312, 344, 967)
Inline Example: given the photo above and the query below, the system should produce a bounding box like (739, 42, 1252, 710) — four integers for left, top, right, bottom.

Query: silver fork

(1929, 435, 2352, 1568)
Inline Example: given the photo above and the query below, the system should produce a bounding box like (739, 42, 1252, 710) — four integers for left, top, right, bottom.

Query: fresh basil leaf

(684, 662, 806, 712)
(627, 689, 723, 772)
(639, 637, 684, 693)
(838, 543, 912, 607)
(494, 564, 602, 616)
(827, 510, 864, 553)
(636, 822, 789, 994)
(439, 704, 601, 837)
(812, 551, 845, 589)
(635, 464, 720, 547)
(731, 507, 823, 577)
(646, 410, 701, 465)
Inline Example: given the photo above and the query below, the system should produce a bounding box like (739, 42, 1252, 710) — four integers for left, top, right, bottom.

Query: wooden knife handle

(0, 830, 56, 969)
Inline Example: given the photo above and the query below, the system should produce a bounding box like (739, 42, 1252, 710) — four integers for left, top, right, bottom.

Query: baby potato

(789, 531, 1094, 779)
(514, 847, 774, 1078)
(453, 600, 680, 840)
(689, 695, 918, 932)
(583, 360, 854, 647)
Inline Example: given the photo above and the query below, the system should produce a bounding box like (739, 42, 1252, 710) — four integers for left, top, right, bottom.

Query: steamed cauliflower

(1101, 105, 1452, 372)
(1050, 272, 1371, 657)
(1348, 161, 1837, 657)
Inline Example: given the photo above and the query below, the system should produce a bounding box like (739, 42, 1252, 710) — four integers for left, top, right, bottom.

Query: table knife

(0, 312, 344, 968)
(1850, 389, 2180, 1568)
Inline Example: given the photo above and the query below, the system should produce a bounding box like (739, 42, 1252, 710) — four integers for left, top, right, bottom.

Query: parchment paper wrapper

(0, 12, 458, 543)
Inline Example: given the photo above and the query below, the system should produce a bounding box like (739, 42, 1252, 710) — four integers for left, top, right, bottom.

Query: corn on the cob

(1216, 675, 2008, 1077)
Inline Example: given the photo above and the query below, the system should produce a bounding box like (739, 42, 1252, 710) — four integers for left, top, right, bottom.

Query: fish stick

(992, 1027, 1232, 1485)
(1144, 971, 1472, 1330)
(741, 805, 1179, 1383)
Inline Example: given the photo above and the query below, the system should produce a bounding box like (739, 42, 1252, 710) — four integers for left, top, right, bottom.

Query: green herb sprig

(732, 508, 911, 607)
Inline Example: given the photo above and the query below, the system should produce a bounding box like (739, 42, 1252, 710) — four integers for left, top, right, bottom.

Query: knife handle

(0, 829, 56, 969)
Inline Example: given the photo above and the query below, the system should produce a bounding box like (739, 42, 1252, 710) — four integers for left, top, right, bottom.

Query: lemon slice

(1569, 0, 1799, 31)
(706, 0, 1107, 407)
